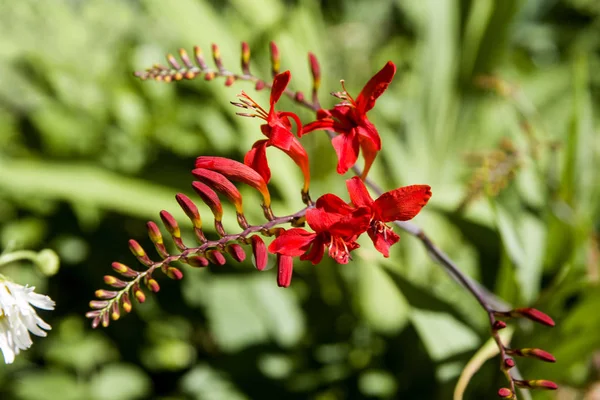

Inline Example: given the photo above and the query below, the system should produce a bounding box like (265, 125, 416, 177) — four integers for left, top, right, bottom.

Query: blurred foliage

(0, 0, 598, 399)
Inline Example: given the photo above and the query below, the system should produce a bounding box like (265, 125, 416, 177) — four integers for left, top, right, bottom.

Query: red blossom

(346, 177, 431, 257)
(268, 194, 371, 265)
(302, 61, 396, 178)
(235, 71, 310, 193)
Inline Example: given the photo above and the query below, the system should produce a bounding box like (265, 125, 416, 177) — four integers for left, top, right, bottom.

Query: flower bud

(192, 181, 223, 221)
(241, 42, 251, 74)
(277, 255, 293, 288)
(192, 168, 243, 214)
(195, 157, 271, 207)
(166, 53, 180, 70)
(184, 256, 209, 268)
(194, 45, 208, 70)
(270, 41, 280, 76)
(508, 348, 556, 363)
(176, 193, 202, 230)
(512, 308, 555, 327)
(514, 379, 558, 390)
(111, 262, 139, 278)
(159, 210, 185, 250)
(147, 221, 169, 258)
(497, 388, 512, 398)
(226, 244, 246, 262)
(166, 266, 183, 280)
(179, 48, 193, 68)
(206, 250, 226, 266)
(146, 278, 160, 293)
(503, 358, 515, 369)
(250, 235, 268, 271)
(104, 275, 127, 288)
(255, 80, 266, 91)
(95, 290, 118, 299)
(111, 302, 120, 321)
(492, 320, 507, 330)
(128, 239, 152, 266)
(89, 300, 109, 309)
(211, 43, 224, 71)
(102, 312, 110, 328)
(132, 283, 146, 303)
(121, 292, 132, 313)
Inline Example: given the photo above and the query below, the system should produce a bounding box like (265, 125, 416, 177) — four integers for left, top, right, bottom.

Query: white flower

(0, 278, 55, 364)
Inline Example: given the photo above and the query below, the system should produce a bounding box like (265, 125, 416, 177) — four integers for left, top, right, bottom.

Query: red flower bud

(104, 275, 127, 289)
(241, 42, 251, 74)
(176, 193, 202, 230)
(277, 254, 293, 288)
(270, 41, 280, 76)
(132, 282, 146, 303)
(508, 348, 556, 363)
(195, 156, 271, 207)
(497, 388, 512, 398)
(493, 320, 507, 330)
(192, 181, 223, 221)
(226, 244, 246, 262)
(211, 43, 223, 71)
(192, 168, 243, 214)
(128, 239, 152, 266)
(250, 235, 268, 271)
(512, 308, 555, 327)
(514, 379, 558, 390)
(111, 262, 139, 278)
(206, 250, 226, 266)
(503, 358, 515, 369)
(146, 278, 160, 293)
(255, 80, 266, 91)
(185, 256, 209, 268)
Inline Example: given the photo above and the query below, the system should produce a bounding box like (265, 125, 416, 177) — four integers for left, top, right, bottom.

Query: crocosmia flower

(302, 61, 396, 178)
(346, 177, 431, 257)
(234, 71, 310, 193)
(0, 277, 55, 364)
(269, 194, 371, 265)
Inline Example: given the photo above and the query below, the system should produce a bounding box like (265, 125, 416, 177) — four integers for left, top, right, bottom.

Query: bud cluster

(492, 307, 557, 398)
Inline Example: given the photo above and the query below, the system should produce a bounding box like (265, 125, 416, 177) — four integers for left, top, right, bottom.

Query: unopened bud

(95, 289, 118, 299)
(493, 320, 507, 330)
(104, 275, 127, 288)
(166, 54, 180, 70)
(128, 239, 152, 266)
(512, 308, 555, 327)
(514, 379, 558, 390)
(241, 42, 251, 74)
(497, 388, 512, 398)
(179, 48, 193, 68)
(270, 41, 280, 76)
(194, 46, 208, 70)
(226, 244, 246, 262)
(277, 255, 293, 288)
(111, 262, 139, 278)
(206, 250, 226, 266)
(121, 292, 132, 313)
(250, 235, 268, 271)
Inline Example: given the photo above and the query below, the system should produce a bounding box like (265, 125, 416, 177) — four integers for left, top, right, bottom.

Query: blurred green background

(0, 0, 599, 399)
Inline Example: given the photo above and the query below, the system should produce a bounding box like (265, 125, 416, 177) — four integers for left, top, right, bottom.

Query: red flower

(269, 194, 371, 264)
(235, 71, 310, 193)
(302, 62, 396, 178)
(346, 177, 431, 257)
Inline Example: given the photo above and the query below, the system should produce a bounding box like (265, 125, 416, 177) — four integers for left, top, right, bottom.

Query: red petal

(269, 124, 294, 150)
(250, 235, 268, 271)
(281, 137, 311, 193)
(268, 228, 316, 256)
(355, 61, 396, 114)
(367, 226, 400, 258)
(270, 71, 290, 107)
(372, 185, 432, 222)
(244, 140, 271, 183)
(328, 206, 371, 237)
(358, 130, 380, 179)
(332, 132, 360, 175)
(299, 234, 326, 265)
(302, 118, 335, 136)
(346, 177, 374, 208)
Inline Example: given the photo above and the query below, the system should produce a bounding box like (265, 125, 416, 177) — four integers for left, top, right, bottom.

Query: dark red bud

(512, 308, 555, 327)
(497, 388, 512, 398)
(277, 255, 293, 288)
(493, 320, 507, 330)
(250, 235, 268, 271)
(226, 244, 246, 262)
